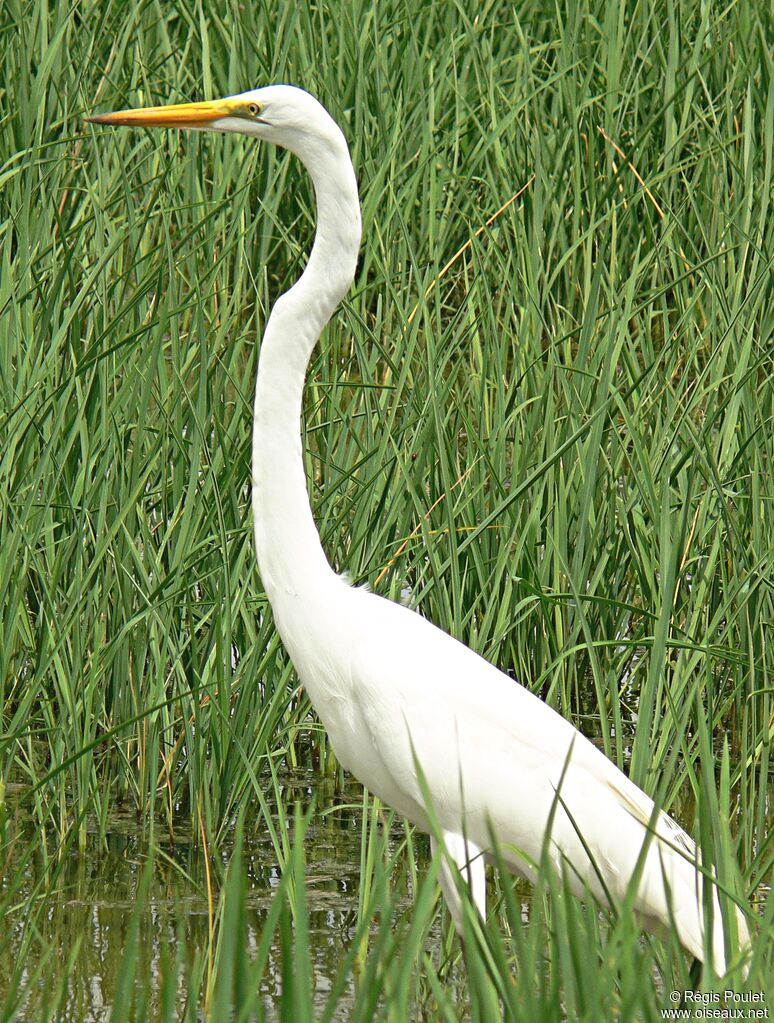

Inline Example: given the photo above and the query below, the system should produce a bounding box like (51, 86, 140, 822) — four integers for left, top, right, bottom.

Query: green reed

(1, 0, 771, 1017)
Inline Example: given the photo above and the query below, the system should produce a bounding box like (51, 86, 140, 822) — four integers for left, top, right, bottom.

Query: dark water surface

(2, 772, 427, 1022)
(3, 745, 763, 1020)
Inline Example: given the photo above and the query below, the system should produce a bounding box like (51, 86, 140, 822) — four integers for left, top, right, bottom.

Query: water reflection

(3, 773, 418, 1022)
(3, 755, 761, 1020)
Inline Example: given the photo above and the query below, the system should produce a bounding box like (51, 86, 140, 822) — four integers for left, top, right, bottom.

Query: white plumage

(88, 84, 750, 975)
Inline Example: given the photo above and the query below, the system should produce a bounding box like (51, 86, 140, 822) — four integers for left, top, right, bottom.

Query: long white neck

(252, 127, 361, 606)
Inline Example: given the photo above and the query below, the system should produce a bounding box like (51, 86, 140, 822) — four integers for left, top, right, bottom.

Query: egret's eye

(247, 103, 260, 117)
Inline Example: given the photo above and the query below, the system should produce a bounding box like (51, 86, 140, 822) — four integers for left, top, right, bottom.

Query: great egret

(87, 85, 750, 975)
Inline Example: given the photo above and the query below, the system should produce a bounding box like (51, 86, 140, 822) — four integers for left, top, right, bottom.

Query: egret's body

(88, 85, 750, 975)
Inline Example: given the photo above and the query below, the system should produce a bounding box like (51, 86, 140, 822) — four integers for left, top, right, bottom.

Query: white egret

(87, 85, 750, 974)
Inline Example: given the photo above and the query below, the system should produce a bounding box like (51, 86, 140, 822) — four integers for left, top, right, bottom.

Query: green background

(1, 0, 771, 1018)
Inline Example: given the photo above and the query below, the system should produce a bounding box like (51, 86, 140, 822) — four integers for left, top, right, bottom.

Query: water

(1, 772, 424, 1022)
(3, 743, 763, 1019)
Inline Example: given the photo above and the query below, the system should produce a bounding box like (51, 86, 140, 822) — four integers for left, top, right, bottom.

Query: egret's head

(86, 84, 343, 157)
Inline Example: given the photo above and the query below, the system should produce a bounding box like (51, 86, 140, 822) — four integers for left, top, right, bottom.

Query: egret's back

(286, 579, 749, 975)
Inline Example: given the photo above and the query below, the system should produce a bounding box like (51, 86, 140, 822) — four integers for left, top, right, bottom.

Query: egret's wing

(606, 775, 696, 858)
(349, 599, 564, 806)
(349, 591, 697, 871)
(345, 593, 745, 970)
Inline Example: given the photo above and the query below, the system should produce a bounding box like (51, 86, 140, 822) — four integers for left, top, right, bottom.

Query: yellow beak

(85, 98, 235, 129)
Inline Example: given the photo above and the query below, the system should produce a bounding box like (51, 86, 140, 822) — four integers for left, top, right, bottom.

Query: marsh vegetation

(1, 0, 772, 1018)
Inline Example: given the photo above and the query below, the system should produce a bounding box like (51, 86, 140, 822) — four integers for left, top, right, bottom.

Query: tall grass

(1, 0, 772, 1017)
